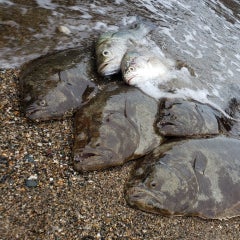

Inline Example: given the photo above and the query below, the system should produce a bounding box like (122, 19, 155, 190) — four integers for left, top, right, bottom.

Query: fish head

(73, 127, 138, 172)
(126, 153, 198, 215)
(121, 52, 152, 86)
(73, 107, 140, 172)
(96, 38, 123, 76)
(24, 90, 71, 121)
(157, 99, 220, 137)
(73, 146, 120, 172)
(121, 49, 172, 86)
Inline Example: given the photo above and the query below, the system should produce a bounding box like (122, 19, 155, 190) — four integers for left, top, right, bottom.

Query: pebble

(25, 174, 38, 187)
(81, 236, 94, 240)
(57, 25, 71, 35)
(25, 179, 38, 187)
(24, 154, 35, 163)
(96, 233, 101, 239)
(1, 69, 239, 240)
(0, 155, 8, 165)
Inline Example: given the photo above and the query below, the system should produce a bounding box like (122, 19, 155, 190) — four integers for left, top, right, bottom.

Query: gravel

(0, 69, 239, 240)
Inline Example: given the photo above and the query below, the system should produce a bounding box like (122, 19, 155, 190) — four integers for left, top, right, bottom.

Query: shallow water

(1, 0, 240, 109)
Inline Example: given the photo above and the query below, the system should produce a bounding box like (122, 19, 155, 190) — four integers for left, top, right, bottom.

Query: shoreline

(0, 69, 239, 239)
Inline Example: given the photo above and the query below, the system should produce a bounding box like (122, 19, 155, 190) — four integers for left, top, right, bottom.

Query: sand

(0, 69, 239, 240)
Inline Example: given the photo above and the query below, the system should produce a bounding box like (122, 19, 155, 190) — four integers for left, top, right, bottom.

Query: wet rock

(25, 175, 38, 187)
(57, 25, 71, 35)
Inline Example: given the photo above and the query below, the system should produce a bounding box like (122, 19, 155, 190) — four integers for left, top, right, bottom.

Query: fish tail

(194, 97, 239, 122)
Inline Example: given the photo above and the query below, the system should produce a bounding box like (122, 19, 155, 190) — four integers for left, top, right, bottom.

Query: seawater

(1, 0, 240, 112)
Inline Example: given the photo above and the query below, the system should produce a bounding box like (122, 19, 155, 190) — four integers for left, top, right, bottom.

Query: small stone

(0, 155, 8, 165)
(37, 142, 43, 147)
(45, 149, 53, 157)
(81, 236, 94, 240)
(24, 154, 35, 163)
(57, 25, 71, 35)
(25, 179, 38, 187)
(25, 174, 38, 187)
(96, 233, 101, 239)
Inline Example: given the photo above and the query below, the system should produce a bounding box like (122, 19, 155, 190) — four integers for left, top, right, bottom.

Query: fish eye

(128, 66, 135, 72)
(102, 50, 110, 57)
(38, 99, 47, 107)
(150, 181, 157, 188)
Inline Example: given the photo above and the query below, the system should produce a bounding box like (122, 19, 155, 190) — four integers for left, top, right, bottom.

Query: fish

(125, 136, 240, 219)
(121, 48, 175, 86)
(121, 48, 239, 121)
(19, 46, 103, 121)
(96, 23, 153, 76)
(156, 98, 224, 137)
(73, 82, 164, 172)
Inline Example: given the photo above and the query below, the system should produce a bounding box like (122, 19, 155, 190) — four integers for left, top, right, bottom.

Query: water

(1, 0, 240, 110)
(0, 0, 134, 68)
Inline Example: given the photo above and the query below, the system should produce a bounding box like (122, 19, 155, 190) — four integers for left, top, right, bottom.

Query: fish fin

(215, 201, 240, 220)
(193, 151, 207, 175)
(97, 31, 115, 45)
(128, 38, 140, 47)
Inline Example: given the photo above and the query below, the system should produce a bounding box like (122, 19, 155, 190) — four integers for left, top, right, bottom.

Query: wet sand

(0, 69, 239, 239)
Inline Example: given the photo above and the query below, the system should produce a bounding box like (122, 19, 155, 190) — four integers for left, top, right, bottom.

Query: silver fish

(121, 48, 175, 85)
(73, 82, 164, 172)
(121, 48, 238, 121)
(126, 136, 240, 220)
(19, 47, 101, 121)
(96, 23, 153, 76)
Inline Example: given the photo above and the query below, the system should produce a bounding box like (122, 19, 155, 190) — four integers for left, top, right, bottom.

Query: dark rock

(25, 178, 38, 187)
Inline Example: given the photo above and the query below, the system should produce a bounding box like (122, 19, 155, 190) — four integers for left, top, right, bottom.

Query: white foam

(93, 22, 109, 31)
(0, 0, 13, 5)
(35, 0, 58, 10)
(181, 30, 196, 49)
(68, 5, 92, 19)
(133, 68, 237, 120)
(121, 16, 138, 26)
(115, 0, 126, 4)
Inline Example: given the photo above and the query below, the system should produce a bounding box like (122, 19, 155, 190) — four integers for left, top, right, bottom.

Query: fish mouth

(124, 76, 136, 85)
(157, 119, 188, 137)
(126, 186, 168, 214)
(25, 103, 59, 121)
(25, 104, 44, 120)
(98, 61, 119, 76)
(123, 72, 139, 85)
(73, 148, 119, 172)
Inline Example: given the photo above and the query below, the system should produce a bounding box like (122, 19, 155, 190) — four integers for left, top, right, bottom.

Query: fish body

(120, 48, 238, 121)
(156, 98, 223, 137)
(73, 82, 164, 172)
(126, 136, 240, 219)
(96, 23, 153, 76)
(20, 47, 101, 121)
(121, 48, 175, 85)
